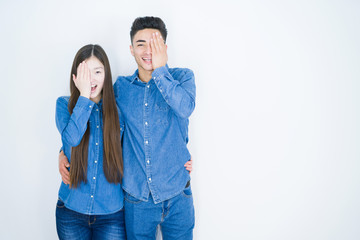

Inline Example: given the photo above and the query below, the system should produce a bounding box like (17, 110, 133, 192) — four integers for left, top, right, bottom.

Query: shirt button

(95, 161, 97, 163)
(96, 143, 98, 145)
(147, 160, 150, 164)
(91, 195, 93, 198)
(96, 109, 99, 111)
(145, 140, 148, 144)
(93, 177, 96, 180)
(147, 85, 150, 88)
(89, 105, 92, 108)
(153, 77, 156, 80)
(145, 122, 148, 125)
(148, 178, 152, 182)
(145, 103, 148, 106)
(97, 125, 99, 128)
(160, 89, 163, 93)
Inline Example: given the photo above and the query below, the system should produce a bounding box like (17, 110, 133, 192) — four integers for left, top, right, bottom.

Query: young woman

(55, 44, 125, 239)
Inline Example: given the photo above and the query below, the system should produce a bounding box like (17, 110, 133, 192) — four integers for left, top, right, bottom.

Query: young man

(114, 16, 196, 239)
(59, 16, 195, 239)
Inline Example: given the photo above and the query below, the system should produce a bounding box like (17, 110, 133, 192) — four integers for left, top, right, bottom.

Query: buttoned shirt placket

(143, 80, 156, 200)
(86, 105, 101, 214)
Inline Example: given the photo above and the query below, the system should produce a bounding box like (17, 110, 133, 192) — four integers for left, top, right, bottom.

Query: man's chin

(142, 65, 154, 72)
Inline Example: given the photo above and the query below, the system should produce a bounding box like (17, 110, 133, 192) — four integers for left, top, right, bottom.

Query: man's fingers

(60, 167, 70, 185)
(61, 159, 70, 168)
(60, 165, 70, 176)
(59, 150, 70, 184)
(184, 159, 193, 174)
(61, 170, 70, 180)
(60, 157, 70, 168)
(184, 164, 192, 172)
(184, 160, 192, 166)
(62, 175, 70, 183)
(153, 33, 159, 51)
(152, 33, 160, 52)
(156, 32, 163, 51)
(155, 32, 162, 51)
(159, 34, 165, 45)
(59, 165, 70, 177)
(150, 38, 156, 53)
(62, 177, 70, 185)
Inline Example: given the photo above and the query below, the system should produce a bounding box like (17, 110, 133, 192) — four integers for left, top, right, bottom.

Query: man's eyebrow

(136, 40, 146, 43)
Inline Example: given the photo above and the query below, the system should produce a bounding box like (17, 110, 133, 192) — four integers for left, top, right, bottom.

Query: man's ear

(130, 44, 134, 56)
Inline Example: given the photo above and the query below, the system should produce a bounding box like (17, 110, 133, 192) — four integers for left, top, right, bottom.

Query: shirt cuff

(152, 65, 170, 80)
(75, 96, 95, 110)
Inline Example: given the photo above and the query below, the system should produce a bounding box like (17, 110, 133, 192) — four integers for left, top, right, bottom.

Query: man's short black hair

(130, 16, 168, 44)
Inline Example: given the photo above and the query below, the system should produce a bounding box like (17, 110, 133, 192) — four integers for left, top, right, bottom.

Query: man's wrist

(153, 63, 166, 70)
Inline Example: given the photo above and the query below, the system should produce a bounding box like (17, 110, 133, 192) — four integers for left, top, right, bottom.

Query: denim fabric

(56, 199, 126, 240)
(114, 65, 196, 203)
(55, 96, 124, 215)
(124, 184, 195, 240)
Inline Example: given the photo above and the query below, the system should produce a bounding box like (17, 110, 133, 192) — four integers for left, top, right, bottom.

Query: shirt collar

(130, 69, 140, 84)
(129, 64, 170, 84)
(94, 98, 103, 110)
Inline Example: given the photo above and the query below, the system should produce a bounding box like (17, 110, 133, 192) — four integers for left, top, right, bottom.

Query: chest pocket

(155, 100, 170, 111)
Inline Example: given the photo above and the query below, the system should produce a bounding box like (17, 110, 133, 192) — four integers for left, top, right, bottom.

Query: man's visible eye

(137, 44, 144, 47)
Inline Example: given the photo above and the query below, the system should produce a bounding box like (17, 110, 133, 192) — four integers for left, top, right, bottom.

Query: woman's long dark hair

(68, 44, 123, 188)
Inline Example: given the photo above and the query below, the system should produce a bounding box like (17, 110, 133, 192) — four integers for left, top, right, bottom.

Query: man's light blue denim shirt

(114, 65, 196, 204)
(55, 96, 124, 215)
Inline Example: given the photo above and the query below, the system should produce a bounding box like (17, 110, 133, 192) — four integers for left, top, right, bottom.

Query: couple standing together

(55, 16, 196, 239)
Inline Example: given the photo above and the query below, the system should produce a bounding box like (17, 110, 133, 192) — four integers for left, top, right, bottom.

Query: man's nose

(145, 44, 152, 54)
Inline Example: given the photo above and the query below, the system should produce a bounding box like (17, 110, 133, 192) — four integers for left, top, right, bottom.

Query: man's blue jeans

(56, 199, 126, 240)
(124, 184, 195, 240)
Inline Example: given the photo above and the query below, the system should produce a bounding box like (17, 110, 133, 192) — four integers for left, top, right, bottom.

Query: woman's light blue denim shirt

(55, 96, 124, 215)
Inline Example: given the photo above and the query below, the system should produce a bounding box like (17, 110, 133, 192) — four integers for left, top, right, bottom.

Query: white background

(1, 0, 360, 239)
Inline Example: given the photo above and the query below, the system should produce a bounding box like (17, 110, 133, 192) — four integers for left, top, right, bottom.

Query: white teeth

(91, 85, 97, 87)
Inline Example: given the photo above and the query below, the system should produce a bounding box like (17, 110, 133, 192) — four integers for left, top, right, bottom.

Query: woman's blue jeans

(56, 199, 126, 240)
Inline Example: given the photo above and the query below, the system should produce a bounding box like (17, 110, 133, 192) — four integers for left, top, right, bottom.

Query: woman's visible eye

(96, 71, 102, 74)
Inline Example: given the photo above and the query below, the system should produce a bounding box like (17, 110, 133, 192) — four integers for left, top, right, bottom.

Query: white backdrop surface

(0, 0, 359, 239)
